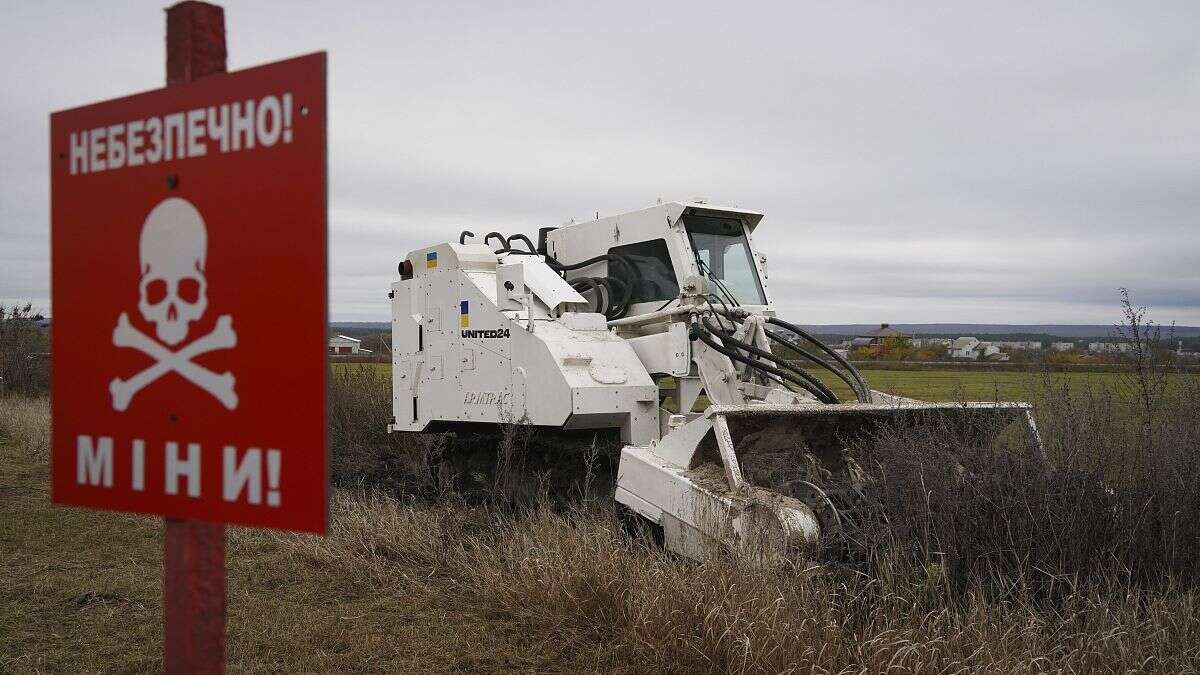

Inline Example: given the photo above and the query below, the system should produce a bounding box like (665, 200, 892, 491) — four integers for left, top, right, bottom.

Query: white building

(1050, 342, 1075, 352)
(1088, 342, 1133, 354)
(994, 341, 1043, 350)
(949, 337, 981, 359)
(911, 337, 952, 348)
(949, 337, 1009, 361)
(981, 344, 1009, 361)
(328, 334, 372, 355)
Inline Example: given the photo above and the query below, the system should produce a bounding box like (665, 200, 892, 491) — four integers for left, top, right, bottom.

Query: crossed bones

(109, 312, 238, 411)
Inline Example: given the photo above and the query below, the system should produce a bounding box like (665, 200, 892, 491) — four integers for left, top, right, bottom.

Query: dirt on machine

(387, 201, 1040, 560)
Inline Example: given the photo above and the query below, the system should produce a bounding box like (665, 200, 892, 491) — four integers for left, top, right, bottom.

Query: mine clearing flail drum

(615, 401, 1041, 561)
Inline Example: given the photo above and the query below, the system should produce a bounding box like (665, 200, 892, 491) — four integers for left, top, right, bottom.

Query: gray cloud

(3, 1, 1198, 324)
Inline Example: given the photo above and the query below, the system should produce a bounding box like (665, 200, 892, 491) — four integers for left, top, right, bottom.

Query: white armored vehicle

(389, 202, 1036, 559)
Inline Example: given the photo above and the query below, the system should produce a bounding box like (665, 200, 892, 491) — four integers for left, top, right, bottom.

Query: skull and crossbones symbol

(109, 197, 238, 411)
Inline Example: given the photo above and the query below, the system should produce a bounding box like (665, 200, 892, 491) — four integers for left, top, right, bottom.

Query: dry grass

(5, 425, 1200, 671)
(328, 365, 446, 495)
(0, 395, 49, 459)
(0, 412, 627, 672)
(4, 356, 1200, 671)
(232, 489, 1200, 673)
(853, 372, 1200, 593)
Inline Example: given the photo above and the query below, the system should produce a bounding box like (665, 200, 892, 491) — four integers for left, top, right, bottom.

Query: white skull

(137, 197, 208, 346)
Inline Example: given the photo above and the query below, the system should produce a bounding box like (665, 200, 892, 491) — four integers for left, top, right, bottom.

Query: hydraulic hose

(599, 275, 630, 319)
(693, 326, 835, 403)
(569, 278, 606, 314)
(483, 231, 507, 250)
(702, 318, 840, 404)
(763, 329, 866, 404)
(461, 228, 643, 320)
(704, 317, 839, 403)
(506, 234, 537, 253)
(696, 257, 740, 308)
(765, 316, 870, 402)
(547, 253, 638, 318)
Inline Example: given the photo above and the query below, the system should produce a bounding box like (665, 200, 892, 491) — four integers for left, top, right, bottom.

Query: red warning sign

(49, 53, 328, 533)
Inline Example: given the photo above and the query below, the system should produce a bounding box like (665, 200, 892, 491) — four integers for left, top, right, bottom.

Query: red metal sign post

(49, 2, 328, 672)
(163, 8, 227, 673)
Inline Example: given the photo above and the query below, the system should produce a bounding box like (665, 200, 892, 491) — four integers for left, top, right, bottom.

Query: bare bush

(0, 303, 50, 397)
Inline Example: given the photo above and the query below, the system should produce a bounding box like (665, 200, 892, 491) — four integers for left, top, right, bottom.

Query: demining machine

(388, 202, 1040, 559)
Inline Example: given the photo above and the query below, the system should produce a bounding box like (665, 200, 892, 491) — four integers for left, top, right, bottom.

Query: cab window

(608, 238, 680, 304)
(683, 215, 766, 305)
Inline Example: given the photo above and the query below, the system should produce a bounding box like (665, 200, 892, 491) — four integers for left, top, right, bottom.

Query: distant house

(1089, 342, 1133, 354)
(858, 323, 909, 344)
(1050, 342, 1075, 352)
(949, 337, 981, 359)
(982, 344, 1009, 361)
(328, 334, 372, 355)
(852, 323, 910, 353)
(911, 337, 951, 348)
(950, 337, 1009, 361)
(994, 341, 1043, 350)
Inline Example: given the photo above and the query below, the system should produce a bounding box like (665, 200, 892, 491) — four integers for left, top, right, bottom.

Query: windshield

(683, 214, 766, 305)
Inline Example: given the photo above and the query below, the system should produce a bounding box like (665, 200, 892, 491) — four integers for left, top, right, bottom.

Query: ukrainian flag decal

(426, 251, 438, 268)
(459, 300, 470, 328)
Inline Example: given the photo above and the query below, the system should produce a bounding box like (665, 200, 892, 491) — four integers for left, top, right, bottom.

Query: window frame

(681, 214, 767, 306)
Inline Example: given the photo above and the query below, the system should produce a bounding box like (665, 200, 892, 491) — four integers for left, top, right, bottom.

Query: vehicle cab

(542, 201, 773, 318)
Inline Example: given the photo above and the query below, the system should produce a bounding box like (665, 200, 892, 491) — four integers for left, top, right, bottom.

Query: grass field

(334, 361, 1193, 403)
(6, 383, 1200, 672)
(0, 421, 627, 672)
(804, 368, 1168, 402)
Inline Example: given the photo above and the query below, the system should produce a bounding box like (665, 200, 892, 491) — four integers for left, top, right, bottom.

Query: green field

(802, 368, 1149, 403)
(333, 362, 1194, 404)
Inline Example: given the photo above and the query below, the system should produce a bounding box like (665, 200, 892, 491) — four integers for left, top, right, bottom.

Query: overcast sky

(3, 1, 1198, 324)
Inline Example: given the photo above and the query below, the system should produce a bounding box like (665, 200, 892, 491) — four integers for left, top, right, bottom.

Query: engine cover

(389, 243, 659, 445)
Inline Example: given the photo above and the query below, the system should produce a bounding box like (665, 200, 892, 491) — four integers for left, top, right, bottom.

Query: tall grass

(855, 372, 1200, 597)
(300, 299, 1200, 671)
(838, 294, 1200, 596)
(328, 364, 444, 495)
(248, 489, 1200, 672)
(4, 314, 1197, 671)
(0, 395, 49, 459)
